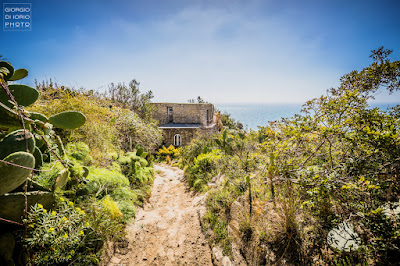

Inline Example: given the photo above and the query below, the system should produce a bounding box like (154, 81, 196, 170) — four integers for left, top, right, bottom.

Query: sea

(215, 102, 399, 131)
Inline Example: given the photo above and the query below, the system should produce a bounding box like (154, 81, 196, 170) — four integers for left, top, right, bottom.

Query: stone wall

(151, 103, 214, 126)
(161, 127, 198, 147)
(161, 127, 217, 147)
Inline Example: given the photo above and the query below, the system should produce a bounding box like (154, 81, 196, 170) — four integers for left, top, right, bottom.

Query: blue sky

(1, 0, 400, 103)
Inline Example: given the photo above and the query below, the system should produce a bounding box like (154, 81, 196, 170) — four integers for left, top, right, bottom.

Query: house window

(167, 107, 173, 123)
(174, 134, 182, 146)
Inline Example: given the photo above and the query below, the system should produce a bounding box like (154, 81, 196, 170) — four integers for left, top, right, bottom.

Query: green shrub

(23, 200, 97, 265)
(185, 149, 222, 190)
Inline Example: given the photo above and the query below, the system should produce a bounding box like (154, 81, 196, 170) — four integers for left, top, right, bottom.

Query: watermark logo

(3, 3, 31, 31)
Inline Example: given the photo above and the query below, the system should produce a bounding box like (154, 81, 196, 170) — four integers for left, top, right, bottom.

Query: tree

(107, 79, 154, 121)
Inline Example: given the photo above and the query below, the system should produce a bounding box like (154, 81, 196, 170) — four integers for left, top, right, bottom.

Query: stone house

(151, 103, 218, 147)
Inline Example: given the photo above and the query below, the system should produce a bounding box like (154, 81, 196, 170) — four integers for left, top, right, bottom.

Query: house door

(167, 107, 173, 123)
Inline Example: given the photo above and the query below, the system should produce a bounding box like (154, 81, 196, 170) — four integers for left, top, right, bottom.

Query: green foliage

(65, 142, 92, 164)
(107, 79, 154, 121)
(214, 129, 233, 154)
(178, 48, 400, 264)
(0, 152, 35, 195)
(23, 201, 97, 265)
(184, 149, 222, 191)
(219, 112, 243, 130)
(1, 60, 157, 265)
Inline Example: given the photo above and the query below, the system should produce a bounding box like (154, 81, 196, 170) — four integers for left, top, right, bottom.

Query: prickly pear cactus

(0, 60, 87, 223)
(0, 129, 35, 159)
(49, 111, 86, 129)
(0, 152, 35, 195)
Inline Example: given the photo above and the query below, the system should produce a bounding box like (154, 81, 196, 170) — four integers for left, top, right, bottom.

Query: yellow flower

(60, 197, 65, 202)
(37, 204, 43, 209)
(84, 222, 90, 227)
(49, 227, 54, 232)
(63, 233, 68, 238)
(51, 211, 57, 216)
(28, 223, 35, 228)
(43, 209, 47, 213)
(75, 207, 81, 212)
(68, 201, 74, 206)
(70, 250, 75, 255)
(359, 176, 365, 182)
(62, 217, 68, 221)
(79, 230, 84, 236)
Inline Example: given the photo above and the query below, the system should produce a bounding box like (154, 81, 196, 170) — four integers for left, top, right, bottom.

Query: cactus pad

(29, 112, 48, 123)
(0, 84, 39, 108)
(0, 191, 55, 222)
(54, 169, 70, 189)
(0, 152, 35, 195)
(9, 68, 28, 81)
(0, 129, 35, 159)
(33, 147, 43, 169)
(0, 61, 14, 81)
(49, 111, 86, 129)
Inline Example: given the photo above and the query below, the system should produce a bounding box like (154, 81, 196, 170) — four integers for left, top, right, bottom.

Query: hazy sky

(2, 0, 400, 103)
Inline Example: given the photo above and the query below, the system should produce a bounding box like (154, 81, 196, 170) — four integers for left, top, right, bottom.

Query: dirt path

(108, 163, 213, 266)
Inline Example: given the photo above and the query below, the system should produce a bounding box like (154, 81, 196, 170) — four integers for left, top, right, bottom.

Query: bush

(23, 200, 98, 265)
(156, 145, 179, 161)
(185, 149, 222, 190)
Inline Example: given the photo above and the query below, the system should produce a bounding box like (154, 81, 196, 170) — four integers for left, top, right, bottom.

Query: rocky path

(108, 163, 213, 266)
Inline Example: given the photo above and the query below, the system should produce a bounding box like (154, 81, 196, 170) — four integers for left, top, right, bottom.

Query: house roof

(159, 123, 201, 129)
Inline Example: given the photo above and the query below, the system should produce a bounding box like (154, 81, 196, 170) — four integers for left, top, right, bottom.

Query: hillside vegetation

(0, 62, 162, 265)
(179, 47, 400, 265)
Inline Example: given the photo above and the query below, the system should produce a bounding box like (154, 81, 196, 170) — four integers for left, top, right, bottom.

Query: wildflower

(75, 207, 81, 212)
(84, 222, 90, 227)
(28, 223, 35, 228)
(63, 233, 68, 238)
(79, 230, 84, 236)
(51, 211, 57, 216)
(70, 250, 75, 255)
(43, 209, 47, 213)
(68, 201, 74, 206)
(49, 227, 54, 232)
(60, 197, 65, 202)
(62, 217, 68, 221)
(37, 204, 43, 209)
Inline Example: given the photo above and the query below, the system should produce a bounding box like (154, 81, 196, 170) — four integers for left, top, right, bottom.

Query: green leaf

(49, 111, 86, 129)
(215, 139, 222, 146)
(0, 84, 39, 108)
(8, 68, 28, 81)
